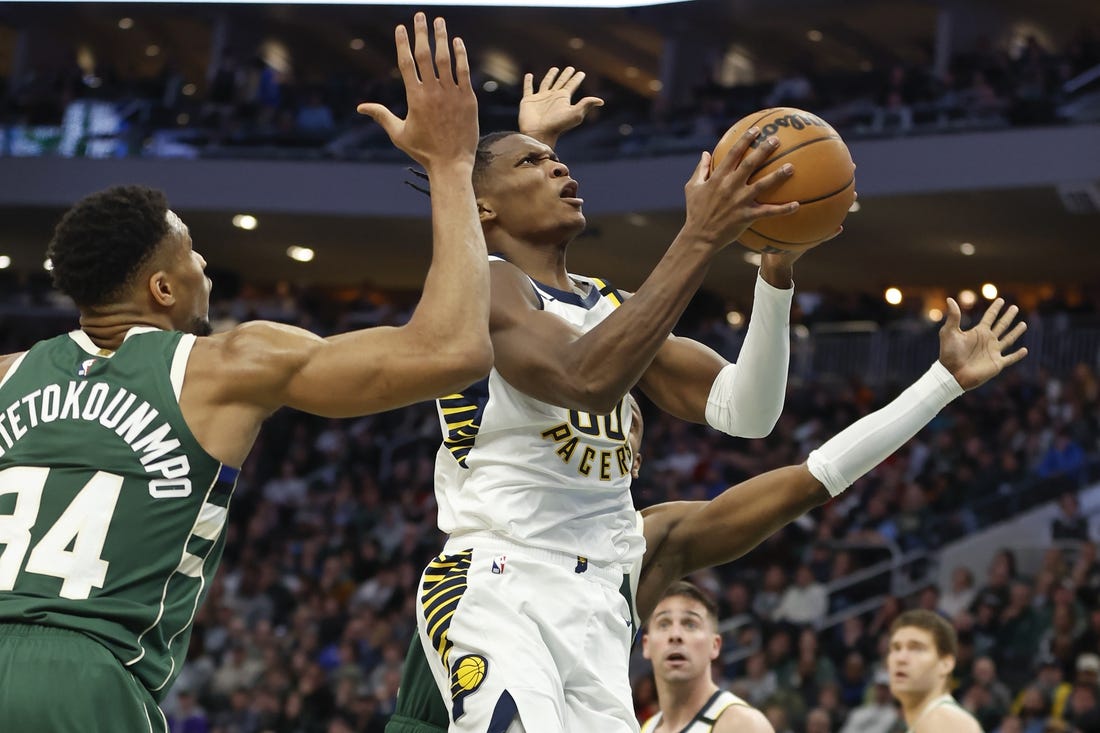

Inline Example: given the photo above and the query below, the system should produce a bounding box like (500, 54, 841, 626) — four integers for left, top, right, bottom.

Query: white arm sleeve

(807, 361, 964, 496)
(704, 271, 793, 438)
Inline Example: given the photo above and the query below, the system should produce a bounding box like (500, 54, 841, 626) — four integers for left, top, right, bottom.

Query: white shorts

(416, 534, 639, 733)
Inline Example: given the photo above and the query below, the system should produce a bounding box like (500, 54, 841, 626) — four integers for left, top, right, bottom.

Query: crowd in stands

(1, 23, 1097, 160)
(1, 272, 1099, 732)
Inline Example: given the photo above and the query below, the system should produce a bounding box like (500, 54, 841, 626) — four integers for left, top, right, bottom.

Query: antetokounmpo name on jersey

(0, 380, 193, 495)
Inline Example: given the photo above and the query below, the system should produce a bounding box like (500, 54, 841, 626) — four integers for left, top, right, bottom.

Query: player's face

(477, 134, 586, 243)
(163, 211, 213, 336)
(887, 626, 952, 701)
(642, 596, 719, 684)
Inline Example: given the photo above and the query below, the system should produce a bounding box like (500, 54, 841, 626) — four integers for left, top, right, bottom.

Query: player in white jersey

(399, 294, 1026, 733)
(888, 610, 983, 732)
(418, 66, 810, 732)
(641, 582, 773, 733)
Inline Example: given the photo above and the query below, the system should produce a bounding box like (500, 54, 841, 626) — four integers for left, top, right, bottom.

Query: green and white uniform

(905, 694, 981, 732)
(0, 328, 239, 731)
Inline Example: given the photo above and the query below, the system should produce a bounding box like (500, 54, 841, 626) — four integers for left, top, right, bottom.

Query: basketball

(711, 107, 856, 253)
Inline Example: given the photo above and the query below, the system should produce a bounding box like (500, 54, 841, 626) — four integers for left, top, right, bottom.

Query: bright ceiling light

(287, 246, 315, 263)
(726, 311, 744, 328)
(927, 307, 943, 322)
(232, 214, 258, 230)
(884, 287, 902, 305)
(349, 38, 365, 51)
(959, 242, 975, 256)
(63, 1, 696, 5)
(0, 256, 11, 269)
(43, 258, 54, 271)
(958, 289, 978, 307)
(807, 29, 823, 42)
(118, 17, 134, 29)
(981, 283, 998, 299)
(742, 251, 762, 266)
(848, 200, 861, 213)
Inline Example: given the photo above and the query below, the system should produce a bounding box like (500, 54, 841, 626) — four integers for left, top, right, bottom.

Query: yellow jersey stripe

(442, 405, 478, 416)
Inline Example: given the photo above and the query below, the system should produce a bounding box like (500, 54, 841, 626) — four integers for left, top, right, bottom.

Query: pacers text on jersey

(0, 380, 192, 495)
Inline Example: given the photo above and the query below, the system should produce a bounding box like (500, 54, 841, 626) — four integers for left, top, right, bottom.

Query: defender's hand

(518, 66, 604, 146)
(939, 297, 1028, 391)
(357, 13, 478, 170)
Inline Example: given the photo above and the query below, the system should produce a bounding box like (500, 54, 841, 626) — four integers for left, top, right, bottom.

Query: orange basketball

(711, 107, 856, 253)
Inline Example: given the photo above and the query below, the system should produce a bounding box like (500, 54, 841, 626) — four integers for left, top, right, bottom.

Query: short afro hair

(47, 185, 171, 307)
(473, 131, 522, 193)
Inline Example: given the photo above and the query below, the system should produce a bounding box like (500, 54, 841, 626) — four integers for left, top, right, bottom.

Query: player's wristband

(806, 361, 964, 497)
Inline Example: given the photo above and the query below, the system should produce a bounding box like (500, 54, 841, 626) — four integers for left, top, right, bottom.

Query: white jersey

(640, 690, 752, 733)
(433, 257, 644, 566)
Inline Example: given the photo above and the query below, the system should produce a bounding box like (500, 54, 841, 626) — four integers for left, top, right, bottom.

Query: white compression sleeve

(806, 361, 964, 496)
(705, 271, 793, 438)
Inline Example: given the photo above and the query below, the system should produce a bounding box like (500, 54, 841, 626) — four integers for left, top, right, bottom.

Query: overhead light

(884, 287, 902, 305)
(0, 256, 10, 269)
(568, 38, 585, 50)
(43, 258, 54, 272)
(958, 289, 977, 307)
(742, 251, 762, 266)
(726, 311, 744, 328)
(182, 83, 197, 96)
(625, 66, 640, 78)
(648, 80, 663, 92)
(626, 213, 648, 227)
(848, 200, 861, 213)
(482, 80, 499, 92)
(232, 214, 258, 230)
(349, 38, 365, 51)
(176, 113, 190, 125)
(618, 123, 633, 136)
(807, 30, 823, 42)
(959, 242, 975, 256)
(145, 45, 160, 57)
(118, 17, 133, 30)
(927, 307, 943, 322)
(287, 246, 315, 263)
(981, 283, 998, 299)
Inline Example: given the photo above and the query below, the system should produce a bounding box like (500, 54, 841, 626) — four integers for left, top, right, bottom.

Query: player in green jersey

(0, 13, 491, 732)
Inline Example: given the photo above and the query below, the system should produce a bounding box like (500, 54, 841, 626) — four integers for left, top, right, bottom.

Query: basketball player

(641, 581, 773, 733)
(413, 57, 813, 730)
(888, 610, 983, 732)
(0, 14, 490, 732)
(404, 114, 1029, 726)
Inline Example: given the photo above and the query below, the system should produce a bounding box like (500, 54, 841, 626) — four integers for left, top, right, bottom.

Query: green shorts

(385, 635, 449, 733)
(0, 623, 166, 732)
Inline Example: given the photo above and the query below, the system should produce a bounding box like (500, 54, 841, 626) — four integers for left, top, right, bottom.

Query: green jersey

(0, 328, 238, 701)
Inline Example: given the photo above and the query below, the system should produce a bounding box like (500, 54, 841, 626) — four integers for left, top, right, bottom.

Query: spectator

(941, 566, 979, 619)
(838, 669, 899, 733)
(774, 564, 829, 627)
(1052, 492, 1092, 541)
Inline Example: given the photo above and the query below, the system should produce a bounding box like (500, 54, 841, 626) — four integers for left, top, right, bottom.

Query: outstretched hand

(356, 13, 478, 170)
(518, 66, 604, 147)
(939, 297, 1028, 391)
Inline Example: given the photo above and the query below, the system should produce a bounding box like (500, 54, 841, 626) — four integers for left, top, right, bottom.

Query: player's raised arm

(518, 66, 605, 148)
(202, 14, 491, 421)
(486, 130, 797, 415)
(636, 298, 1027, 620)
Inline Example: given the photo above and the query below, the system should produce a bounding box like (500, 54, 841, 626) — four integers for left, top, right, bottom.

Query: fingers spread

(980, 297, 1005, 329)
(539, 67, 559, 92)
(944, 297, 962, 328)
(394, 24, 418, 87)
(991, 303, 1019, 337)
(453, 37, 471, 89)
(433, 17, 453, 84)
(564, 70, 587, 94)
(1002, 347, 1029, 368)
(711, 126, 760, 176)
(555, 66, 576, 89)
(412, 13, 436, 84)
(1000, 320, 1028, 349)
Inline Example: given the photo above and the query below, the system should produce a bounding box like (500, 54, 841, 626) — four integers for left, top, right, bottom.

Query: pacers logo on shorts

(450, 653, 488, 721)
